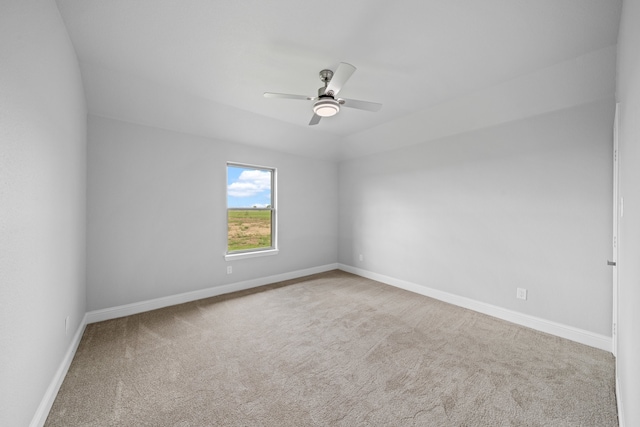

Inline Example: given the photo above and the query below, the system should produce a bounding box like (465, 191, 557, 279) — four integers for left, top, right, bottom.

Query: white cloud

(228, 170, 271, 198)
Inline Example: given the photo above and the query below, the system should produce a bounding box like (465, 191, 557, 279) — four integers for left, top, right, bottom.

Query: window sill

(224, 249, 279, 261)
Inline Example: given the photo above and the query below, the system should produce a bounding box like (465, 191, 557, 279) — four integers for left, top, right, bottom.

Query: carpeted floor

(45, 270, 618, 426)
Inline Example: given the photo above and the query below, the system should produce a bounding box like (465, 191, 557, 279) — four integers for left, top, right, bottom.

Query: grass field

(228, 209, 272, 251)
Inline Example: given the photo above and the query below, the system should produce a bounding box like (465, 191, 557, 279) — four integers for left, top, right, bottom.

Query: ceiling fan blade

(264, 92, 314, 101)
(309, 114, 322, 126)
(340, 98, 382, 112)
(326, 62, 356, 96)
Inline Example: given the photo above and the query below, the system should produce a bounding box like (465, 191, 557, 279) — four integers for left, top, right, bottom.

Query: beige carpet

(46, 270, 618, 426)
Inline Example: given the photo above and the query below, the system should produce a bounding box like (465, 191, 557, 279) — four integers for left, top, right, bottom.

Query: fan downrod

(319, 69, 335, 97)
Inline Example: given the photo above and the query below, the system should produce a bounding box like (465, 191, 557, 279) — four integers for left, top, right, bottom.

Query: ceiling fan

(264, 62, 382, 126)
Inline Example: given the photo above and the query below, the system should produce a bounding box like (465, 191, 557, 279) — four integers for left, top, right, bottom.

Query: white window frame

(225, 162, 278, 261)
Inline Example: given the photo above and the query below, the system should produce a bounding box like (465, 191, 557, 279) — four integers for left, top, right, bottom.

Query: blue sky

(227, 165, 272, 208)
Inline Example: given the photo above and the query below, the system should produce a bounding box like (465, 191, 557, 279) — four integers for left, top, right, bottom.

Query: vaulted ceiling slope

(55, 0, 621, 161)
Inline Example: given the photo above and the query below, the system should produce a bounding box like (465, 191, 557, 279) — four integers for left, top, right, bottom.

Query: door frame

(612, 102, 620, 357)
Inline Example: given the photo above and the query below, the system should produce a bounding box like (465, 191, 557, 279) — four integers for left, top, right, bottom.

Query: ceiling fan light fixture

(313, 98, 340, 117)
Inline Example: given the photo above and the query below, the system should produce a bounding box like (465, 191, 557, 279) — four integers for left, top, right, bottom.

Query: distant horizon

(227, 165, 272, 208)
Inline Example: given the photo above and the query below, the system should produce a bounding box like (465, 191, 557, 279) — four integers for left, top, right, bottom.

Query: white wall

(339, 99, 614, 337)
(87, 115, 338, 310)
(615, 0, 640, 425)
(0, 1, 87, 426)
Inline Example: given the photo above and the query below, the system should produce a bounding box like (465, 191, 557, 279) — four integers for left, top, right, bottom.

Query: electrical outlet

(359, 254, 364, 262)
(516, 288, 527, 300)
(65, 316, 70, 335)
(227, 266, 232, 275)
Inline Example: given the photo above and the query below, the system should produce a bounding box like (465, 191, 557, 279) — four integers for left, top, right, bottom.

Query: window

(226, 163, 277, 259)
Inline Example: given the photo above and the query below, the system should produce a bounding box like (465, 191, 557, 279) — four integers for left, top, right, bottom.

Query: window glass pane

(227, 210, 272, 251)
(227, 165, 272, 208)
(227, 164, 274, 253)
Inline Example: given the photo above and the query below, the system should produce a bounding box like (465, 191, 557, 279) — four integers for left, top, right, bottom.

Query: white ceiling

(55, 0, 621, 161)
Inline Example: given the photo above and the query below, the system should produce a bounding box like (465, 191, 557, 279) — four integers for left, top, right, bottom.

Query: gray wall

(616, 0, 640, 424)
(87, 115, 338, 311)
(339, 99, 613, 336)
(0, 1, 87, 425)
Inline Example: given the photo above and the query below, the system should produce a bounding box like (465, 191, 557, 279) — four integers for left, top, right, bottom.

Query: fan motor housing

(318, 86, 330, 97)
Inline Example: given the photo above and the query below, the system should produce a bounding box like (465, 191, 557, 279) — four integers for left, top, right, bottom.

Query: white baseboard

(339, 264, 612, 352)
(30, 314, 88, 427)
(86, 263, 339, 324)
